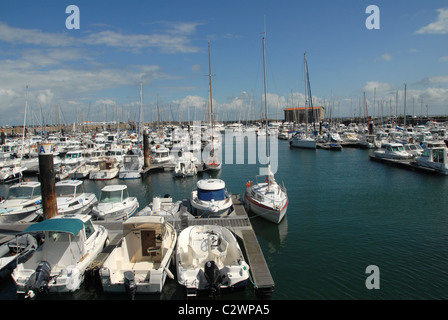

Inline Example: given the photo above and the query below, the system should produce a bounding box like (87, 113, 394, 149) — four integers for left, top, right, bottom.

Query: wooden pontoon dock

(0, 195, 275, 298)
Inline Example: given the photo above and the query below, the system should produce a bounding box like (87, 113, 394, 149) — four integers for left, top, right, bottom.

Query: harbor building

(284, 106, 325, 123)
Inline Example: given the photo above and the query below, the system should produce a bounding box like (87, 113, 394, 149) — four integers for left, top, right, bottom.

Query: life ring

(246, 181, 251, 188)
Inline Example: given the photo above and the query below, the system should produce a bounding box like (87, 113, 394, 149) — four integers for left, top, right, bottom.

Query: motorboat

(173, 152, 197, 178)
(138, 195, 182, 219)
(0, 164, 27, 184)
(373, 143, 413, 160)
(358, 134, 381, 149)
(91, 185, 139, 221)
(0, 181, 42, 223)
(289, 132, 317, 149)
(61, 150, 85, 167)
(176, 225, 250, 297)
(151, 146, 171, 164)
(70, 162, 96, 179)
(190, 179, 233, 217)
(54, 180, 98, 215)
(244, 165, 288, 224)
(403, 143, 424, 157)
(119, 154, 143, 179)
(415, 145, 448, 175)
(12, 214, 109, 296)
(89, 157, 120, 180)
(99, 216, 177, 297)
(0, 233, 39, 281)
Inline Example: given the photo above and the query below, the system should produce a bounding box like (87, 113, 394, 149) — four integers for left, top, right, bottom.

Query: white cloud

(363, 81, 393, 93)
(439, 56, 448, 62)
(0, 22, 202, 54)
(416, 8, 448, 34)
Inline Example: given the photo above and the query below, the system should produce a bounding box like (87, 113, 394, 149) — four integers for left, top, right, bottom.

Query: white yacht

(99, 216, 176, 296)
(119, 154, 143, 179)
(91, 185, 139, 221)
(415, 145, 448, 175)
(89, 157, 120, 180)
(0, 181, 42, 223)
(176, 225, 250, 297)
(244, 165, 288, 224)
(289, 132, 317, 149)
(373, 143, 413, 160)
(190, 179, 233, 217)
(12, 214, 109, 296)
(54, 180, 98, 215)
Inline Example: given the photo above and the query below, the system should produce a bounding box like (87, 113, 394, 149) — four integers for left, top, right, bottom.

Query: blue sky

(0, 0, 447, 126)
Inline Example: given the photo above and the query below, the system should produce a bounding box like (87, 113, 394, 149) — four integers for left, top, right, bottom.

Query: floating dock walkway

(0, 195, 275, 298)
(369, 155, 446, 175)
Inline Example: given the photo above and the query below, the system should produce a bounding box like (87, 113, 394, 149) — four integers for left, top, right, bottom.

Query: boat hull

(244, 190, 287, 224)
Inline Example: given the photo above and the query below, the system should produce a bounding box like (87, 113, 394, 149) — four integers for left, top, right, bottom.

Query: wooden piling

(38, 143, 58, 219)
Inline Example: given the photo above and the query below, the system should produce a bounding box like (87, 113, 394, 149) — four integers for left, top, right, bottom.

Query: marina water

(1, 137, 448, 300)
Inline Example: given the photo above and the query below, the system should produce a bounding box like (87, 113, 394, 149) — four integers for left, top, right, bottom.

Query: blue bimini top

(20, 218, 84, 236)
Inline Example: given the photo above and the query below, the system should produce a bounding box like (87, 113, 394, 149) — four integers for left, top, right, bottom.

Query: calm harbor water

(1, 137, 448, 300)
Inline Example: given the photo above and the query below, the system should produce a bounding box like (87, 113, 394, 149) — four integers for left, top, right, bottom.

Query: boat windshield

(56, 185, 76, 198)
(100, 190, 122, 203)
(197, 188, 226, 201)
(8, 186, 39, 199)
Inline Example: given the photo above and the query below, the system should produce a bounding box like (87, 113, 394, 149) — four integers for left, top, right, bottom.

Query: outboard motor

(124, 271, 136, 300)
(204, 260, 221, 297)
(25, 261, 51, 299)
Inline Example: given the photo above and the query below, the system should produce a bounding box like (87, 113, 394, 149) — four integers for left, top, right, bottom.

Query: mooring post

(38, 143, 58, 219)
(143, 130, 150, 169)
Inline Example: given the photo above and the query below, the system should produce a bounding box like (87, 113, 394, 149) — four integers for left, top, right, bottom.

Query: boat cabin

(196, 179, 227, 202)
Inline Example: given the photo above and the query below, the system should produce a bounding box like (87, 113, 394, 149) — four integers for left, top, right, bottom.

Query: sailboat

(289, 53, 317, 150)
(204, 41, 222, 171)
(244, 37, 288, 224)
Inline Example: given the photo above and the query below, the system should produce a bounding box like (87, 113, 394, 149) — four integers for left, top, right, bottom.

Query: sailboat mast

(208, 41, 215, 154)
(21, 85, 29, 160)
(137, 83, 143, 154)
(262, 37, 270, 161)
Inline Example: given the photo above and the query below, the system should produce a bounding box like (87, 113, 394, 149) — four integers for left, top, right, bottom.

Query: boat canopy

(19, 218, 84, 236)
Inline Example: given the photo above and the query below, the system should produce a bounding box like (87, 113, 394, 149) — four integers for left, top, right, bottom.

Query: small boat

(373, 142, 413, 160)
(190, 179, 233, 217)
(176, 225, 250, 297)
(89, 157, 120, 180)
(12, 214, 109, 297)
(70, 163, 96, 179)
(289, 132, 317, 149)
(99, 216, 177, 297)
(173, 153, 197, 177)
(54, 180, 98, 215)
(415, 145, 448, 175)
(138, 195, 182, 218)
(61, 150, 85, 167)
(91, 185, 139, 221)
(403, 142, 424, 157)
(244, 165, 288, 224)
(0, 164, 27, 184)
(0, 181, 42, 223)
(119, 154, 143, 179)
(0, 233, 39, 281)
(151, 146, 171, 164)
